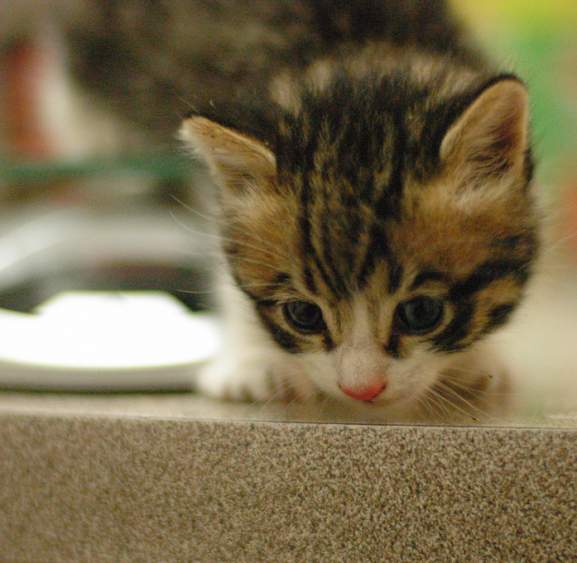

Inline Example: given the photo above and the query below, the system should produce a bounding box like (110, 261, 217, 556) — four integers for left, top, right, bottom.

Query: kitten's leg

(197, 350, 316, 403)
(195, 277, 317, 402)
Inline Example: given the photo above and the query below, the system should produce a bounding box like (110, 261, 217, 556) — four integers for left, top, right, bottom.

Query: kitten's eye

(396, 296, 444, 335)
(283, 301, 325, 334)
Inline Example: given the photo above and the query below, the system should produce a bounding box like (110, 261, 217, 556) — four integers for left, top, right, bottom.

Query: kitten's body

(32, 1, 540, 421)
(52, 0, 482, 146)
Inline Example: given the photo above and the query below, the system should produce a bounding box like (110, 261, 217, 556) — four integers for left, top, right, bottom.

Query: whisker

(173, 288, 216, 297)
(227, 255, 286, 273)
(441, 366, 521, 391)
(427, 385, 481, 422)
(174, 280, 288, 297)
(172, 196, 292, 263)
(171, 193, 218, 224)
(224, 225, 292, 262)
(175, 93, 200, 114)
(441, 370, 516, 398)
(416, 392, 436, 419)
(171, 210, 288, 262)
(421, 389, 451, 420)
(539, 229, 577, 257)
(175, 242, 285, 274)
(435, 381, 492, 422)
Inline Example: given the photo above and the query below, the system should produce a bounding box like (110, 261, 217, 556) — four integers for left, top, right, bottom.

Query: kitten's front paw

(195, 357, 316, 403)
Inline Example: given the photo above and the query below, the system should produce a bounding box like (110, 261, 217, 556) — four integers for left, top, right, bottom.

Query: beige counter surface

(1, 391, 576, 561)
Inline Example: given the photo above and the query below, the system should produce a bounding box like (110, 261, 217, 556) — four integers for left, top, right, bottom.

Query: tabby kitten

(57, 1, 539, 420)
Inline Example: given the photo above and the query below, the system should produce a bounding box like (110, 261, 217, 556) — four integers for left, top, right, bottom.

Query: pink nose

(339, 381, 387, 402)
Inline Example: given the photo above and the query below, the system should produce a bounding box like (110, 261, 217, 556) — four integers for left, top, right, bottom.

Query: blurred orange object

(5, 41, 53, 159)
(564, 181, 577, 258)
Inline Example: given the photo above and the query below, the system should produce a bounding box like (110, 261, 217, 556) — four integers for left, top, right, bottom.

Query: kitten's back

(53, 0, 482, 143)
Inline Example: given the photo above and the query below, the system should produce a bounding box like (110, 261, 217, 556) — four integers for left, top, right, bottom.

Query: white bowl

(0, 291, 220, 390)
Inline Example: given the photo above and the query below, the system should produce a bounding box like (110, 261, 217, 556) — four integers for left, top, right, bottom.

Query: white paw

(195, 356, 317, 403)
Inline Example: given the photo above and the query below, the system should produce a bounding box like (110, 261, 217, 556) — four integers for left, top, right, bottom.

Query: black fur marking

(449, 259, 530, 302)
(320, 210, 349, 298)
(492, 233, 539, 260)
(298, 175, 320, 295)
(323, 331, 335, 352)
(411, 270, 448, 290)
(347, 211, 363, 256)
(431, 301, 475, 353)
(256, 307, 301, 354)
(376, 112, 407, 222)
(385, 333, 401, 359)
(313, 257, 343, 299)
(337, 122, 361, 186)
(274, 272, 292, 286)
(303, 266, 317, 294)
(298, 177, 313, 252)
(387, 258, 404, 294)
(357, 224, 389, 289)
(298, 171, 343, 298)
(492, 235, 526, 249)
(357, 112, 407, 288)
(482, 302, 517, 335)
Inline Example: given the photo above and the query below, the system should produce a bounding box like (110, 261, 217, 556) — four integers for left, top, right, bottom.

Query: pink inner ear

(181, 116, 277, 194)
(441, 80, 529, 181)
(470, 118, 522, 177)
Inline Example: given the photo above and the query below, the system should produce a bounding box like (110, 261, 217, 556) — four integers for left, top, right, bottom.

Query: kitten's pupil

(284, 301, 325, 334)
(396, 297, 444, 335)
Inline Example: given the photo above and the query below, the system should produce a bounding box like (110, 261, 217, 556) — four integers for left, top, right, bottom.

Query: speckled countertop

(1, 392, 576, 561)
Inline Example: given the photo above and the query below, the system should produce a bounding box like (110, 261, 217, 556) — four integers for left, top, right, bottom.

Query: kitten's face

(219, 173, 535, 408)
(182, 77, 539, 409)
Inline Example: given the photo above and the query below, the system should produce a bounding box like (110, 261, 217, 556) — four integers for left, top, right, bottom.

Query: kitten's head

(181, 75, 539, 410)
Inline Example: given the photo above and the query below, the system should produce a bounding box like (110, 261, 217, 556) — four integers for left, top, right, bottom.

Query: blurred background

(0, 1, 575, 417)
(0, 1, 214, 316)
(453, 1, 577, 419)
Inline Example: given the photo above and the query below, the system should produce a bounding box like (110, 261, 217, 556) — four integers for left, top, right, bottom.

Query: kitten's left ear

(440, 77, 530, 185)
(180, 116, 276, 192)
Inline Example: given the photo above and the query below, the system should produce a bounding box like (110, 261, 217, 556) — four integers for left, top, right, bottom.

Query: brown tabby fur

(186, 67, 538, 359)
(33, 0, 541, 416)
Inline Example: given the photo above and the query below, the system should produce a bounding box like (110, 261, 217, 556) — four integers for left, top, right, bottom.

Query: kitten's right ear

(440, 77, 530, 186)
(180, 116, 276, 193)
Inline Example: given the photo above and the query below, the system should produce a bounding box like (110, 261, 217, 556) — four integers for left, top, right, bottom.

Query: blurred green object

(475, 26, 577, 186)
(0, 153, 194, 185)
(505, 32, 576, 184)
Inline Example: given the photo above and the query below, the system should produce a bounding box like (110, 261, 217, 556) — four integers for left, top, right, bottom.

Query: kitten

(49, 1, 541, 420)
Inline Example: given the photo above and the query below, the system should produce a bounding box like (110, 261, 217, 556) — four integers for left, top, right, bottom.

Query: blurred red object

(5, 40, 53, 158)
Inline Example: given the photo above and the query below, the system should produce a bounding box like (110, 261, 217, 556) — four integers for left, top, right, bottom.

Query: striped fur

(178, 1, 540, 414)
(183, 78, 538, 360)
